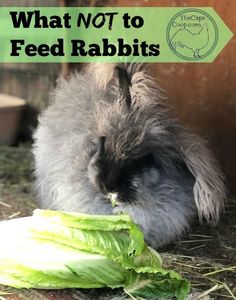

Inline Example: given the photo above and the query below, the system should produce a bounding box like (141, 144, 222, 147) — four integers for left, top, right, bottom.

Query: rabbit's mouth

(108, 192, 119, 207)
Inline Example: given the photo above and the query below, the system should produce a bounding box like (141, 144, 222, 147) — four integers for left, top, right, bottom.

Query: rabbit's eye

(88, 141, 98, 158)
(130, 153, 156, 171)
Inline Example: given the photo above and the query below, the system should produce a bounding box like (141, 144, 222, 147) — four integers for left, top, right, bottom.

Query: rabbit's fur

(33, 63, 226, 248)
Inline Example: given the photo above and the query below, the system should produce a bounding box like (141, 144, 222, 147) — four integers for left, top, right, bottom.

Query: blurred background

(0, 0, 235, 195)
(0, 1, 235, 299)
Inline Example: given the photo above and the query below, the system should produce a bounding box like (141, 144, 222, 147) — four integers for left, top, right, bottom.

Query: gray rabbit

(33, 63, 226, 249)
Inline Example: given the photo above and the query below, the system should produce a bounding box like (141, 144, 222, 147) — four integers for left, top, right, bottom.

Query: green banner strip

(0, 7, 233, 63)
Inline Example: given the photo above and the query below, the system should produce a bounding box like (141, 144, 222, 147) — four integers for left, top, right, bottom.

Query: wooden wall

(0, 0, 107, 140)
(0, 0, 60, 108)
(113, 0, 236, 194)
(0, 0, 110, 109)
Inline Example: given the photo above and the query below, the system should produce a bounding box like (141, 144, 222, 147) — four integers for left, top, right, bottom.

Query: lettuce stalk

(0, 209, 190, 299)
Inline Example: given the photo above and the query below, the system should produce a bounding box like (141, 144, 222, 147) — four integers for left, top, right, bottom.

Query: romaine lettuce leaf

(0, 209, 190, 299)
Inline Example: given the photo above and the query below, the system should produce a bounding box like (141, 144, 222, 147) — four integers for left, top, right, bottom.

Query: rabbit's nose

(108, 193, 119, 207)
(108, 192, 118, 201)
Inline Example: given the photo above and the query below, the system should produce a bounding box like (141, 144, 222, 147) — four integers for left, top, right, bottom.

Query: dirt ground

(0, 145, 235, 300)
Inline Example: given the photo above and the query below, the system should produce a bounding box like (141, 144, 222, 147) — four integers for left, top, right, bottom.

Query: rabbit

(33, 63, 226, 249)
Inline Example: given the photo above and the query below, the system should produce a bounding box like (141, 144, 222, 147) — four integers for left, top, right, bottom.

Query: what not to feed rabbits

(33, 63, 226, 249)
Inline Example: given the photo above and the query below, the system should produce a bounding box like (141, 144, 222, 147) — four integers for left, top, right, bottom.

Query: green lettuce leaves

(0, 209, 190, 299)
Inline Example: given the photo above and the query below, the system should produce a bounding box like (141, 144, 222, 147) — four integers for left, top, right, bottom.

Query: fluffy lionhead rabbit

(33, 63, 226, 248)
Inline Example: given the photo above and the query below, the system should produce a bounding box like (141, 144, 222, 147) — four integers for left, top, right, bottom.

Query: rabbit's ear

(114, 65, 131, 109)
(179, 131, 226, 223)
(86, 63, 116, 90)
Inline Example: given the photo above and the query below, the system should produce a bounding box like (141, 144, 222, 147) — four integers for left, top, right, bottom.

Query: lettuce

(0, 209, 190, 299)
